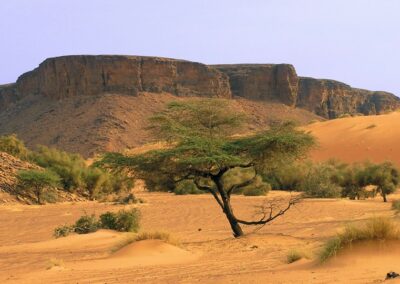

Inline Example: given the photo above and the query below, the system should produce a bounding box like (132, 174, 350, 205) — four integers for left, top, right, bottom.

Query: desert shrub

(174, 180, 204, 195)
(54, 225, 74, 238)
(319, 217, 400, 262)
(113, 208, 141, 232)
(141, 172, 175, 192)
(392, 200, 400, 213)
(74, 213, 99, 234)
(241, 176, 271, 196)
(286, 249, 305, 263)
(0, 134, 30, 159)
(299, 163, 342, 198)
(262, 162, 310, 191)
(31, 146, 134, 198)
(99, 211, 118, 230)
(41, 188, 59, 203)
(99, 208, 141, 232)
(31, 146, 87, 192)
(113, 193, 144, 204)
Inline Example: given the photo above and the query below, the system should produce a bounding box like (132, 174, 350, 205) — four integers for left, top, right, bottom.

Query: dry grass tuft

(111, 231, 180, 253)
(392, 200, 400, 214)
(46, 258, 64, 270)
(319, 217, 400, 262)
(286, 249, 309, 263)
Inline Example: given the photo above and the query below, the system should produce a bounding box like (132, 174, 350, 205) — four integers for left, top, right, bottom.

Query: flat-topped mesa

(212, 64, 298, 106)
(1, 55, 399, 118)
(297, 77, 400, 118)
(4, 55, 231, 105)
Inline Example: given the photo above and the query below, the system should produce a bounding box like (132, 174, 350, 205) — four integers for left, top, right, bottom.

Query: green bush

(174, 180, 204, 195)
(99, 208, 141, 232)
(54, 225, 74, 238)
(299, 164, 342, 198)
(114, 208, 141, 232)
(99, 211, 118, 230)
(0, 134, 30, 159)
(74, 214, 99, 234)
(242, 176, 271, 196)
(392, 200, 400, 213)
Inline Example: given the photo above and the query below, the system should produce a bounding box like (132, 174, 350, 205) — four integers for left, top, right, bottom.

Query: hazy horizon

(1, 0, 399, 95)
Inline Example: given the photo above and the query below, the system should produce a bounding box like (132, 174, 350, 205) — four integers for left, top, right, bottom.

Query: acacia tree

(100, 99, 315, 237)
(17, 169, 61, 204)
(366, 162, 399, 202)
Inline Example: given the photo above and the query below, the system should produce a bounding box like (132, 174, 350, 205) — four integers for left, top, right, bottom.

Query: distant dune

(304, 112, 400, 166)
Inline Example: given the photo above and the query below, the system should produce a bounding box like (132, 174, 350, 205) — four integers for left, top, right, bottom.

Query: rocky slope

(0, 93, 321, 157)
(0, 55, 398, 156)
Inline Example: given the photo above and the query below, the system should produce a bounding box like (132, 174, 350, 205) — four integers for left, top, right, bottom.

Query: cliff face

(214, 65, 399, 118)
(0, 55, 398, 118)
(0, 55, 231, 111)
(213, 64, 298, 106)
(297, 77, 400, 118)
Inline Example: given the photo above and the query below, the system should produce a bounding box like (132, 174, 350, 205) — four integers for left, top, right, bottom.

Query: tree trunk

(383, 193, 387, 202)
(35, 187, 41, 205)
(222, 202, 244, 237)
(212, 175, 244, 238)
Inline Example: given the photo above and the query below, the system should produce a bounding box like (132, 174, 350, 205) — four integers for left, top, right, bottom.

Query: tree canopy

(100, 99, 315, 237)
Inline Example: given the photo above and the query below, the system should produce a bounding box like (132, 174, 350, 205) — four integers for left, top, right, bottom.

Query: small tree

(17, 169, 61, 204)
(100, 99, 315, 237)
(366, 162, 399, 202)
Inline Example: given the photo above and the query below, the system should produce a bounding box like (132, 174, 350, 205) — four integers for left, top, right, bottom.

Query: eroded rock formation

(0, 55, 398, 118)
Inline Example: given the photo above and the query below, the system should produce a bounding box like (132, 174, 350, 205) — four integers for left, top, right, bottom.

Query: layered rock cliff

(0, 55, 231, 111)
(212, 64, 298, 106)
(214, 65, 399, 118)
(0, 55, 399, 118)
(296, 77, 399, 118)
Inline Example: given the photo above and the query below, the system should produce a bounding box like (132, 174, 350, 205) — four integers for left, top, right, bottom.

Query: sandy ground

(1, 191, 400, 284)
(304, 112, 400, 166)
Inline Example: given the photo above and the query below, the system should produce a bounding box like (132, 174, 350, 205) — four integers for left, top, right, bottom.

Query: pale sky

(0, 0, 399, 95)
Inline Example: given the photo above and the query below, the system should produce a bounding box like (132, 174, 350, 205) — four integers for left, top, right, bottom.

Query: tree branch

(236, 195, 301, 225)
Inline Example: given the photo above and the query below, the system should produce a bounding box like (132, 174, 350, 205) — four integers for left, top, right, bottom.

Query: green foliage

(262, 161, 311, 191)
(99, 208, 141, 232)
(392, 200, 400, 214)
(0, 134, 30, 159)
(113, 208, 141, 232)
(299, 163, 342, 198)
(319, 217, 400, 262)
(54, 225, 74, 238)
(99, 101, 315, 195)
(31, 146, 134, 198)
(31, 146, 87, 192)
(99, 211, 118, 230)
(17, 169, 61, 204)
(365, 162, 399, 202)
(174, 180, 205, 195)
(74, 214, 99, 234)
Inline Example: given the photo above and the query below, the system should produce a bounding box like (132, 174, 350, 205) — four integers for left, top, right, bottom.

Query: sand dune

(0, 192, 399, 283)
(304, 112, 400, 166)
